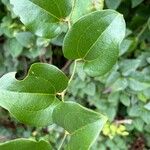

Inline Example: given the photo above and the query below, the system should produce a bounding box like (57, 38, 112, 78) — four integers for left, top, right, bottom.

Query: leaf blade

(10, 0, 72, 38)
(63, 10, 126, 76)
(0, 63, 68, 127)
(53, 101, 107, 150)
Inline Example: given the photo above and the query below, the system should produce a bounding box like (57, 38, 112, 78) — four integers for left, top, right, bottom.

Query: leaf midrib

(27, 0, 60, 21)
(83, 14, 120, 60)
(76, 14, 111, 58)
(70, 118, 105, 135)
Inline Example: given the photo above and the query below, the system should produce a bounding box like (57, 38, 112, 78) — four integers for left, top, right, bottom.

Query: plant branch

(115, 119, 132, 125)
(137, 23, 148, 40)
(58, 132, 68, 150)
(68, 59, 78, 85)
(61, 60, 72, 72)
(58, 59, 81, 102)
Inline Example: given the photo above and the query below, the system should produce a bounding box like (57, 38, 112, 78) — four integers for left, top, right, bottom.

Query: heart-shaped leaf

(53, 101, 107, 150)
(0, 63, 68, 127)
(63, 10, 126, 77)
(0, 139, 52, 150)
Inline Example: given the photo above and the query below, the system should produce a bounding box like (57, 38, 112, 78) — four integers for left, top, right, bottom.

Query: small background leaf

(105, 0, 122, 9)
(131, 0, 144, 8)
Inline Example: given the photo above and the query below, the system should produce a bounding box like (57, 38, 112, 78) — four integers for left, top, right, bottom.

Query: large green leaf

(10, 0, 104, 38)
(53, 101, 107, 150)
(10, 0, 72, 38)
(63, 10, 126, 77)
(0, 63, 68, 127)
(0, 139, 52, 150)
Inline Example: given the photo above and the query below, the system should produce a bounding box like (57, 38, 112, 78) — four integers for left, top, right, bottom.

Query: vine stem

(137, 23, 148, 40)
(57, 132, 68, 150)
(58, 59, 81, 102)
(68, 59, 79, 85)
(115, 119, 132, 125)
(57, 59, 81, 149)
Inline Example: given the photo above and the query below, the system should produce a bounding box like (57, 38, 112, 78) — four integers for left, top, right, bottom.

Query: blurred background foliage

(0, 0, 150, 149)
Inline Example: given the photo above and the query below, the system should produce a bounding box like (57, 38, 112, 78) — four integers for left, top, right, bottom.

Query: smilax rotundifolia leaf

(0, 63, 69, 127)
(10, 0, 72, 38)
(53, 101, 107, 150)
(63, 10, 126, 77)
(0, 63, 107, 150)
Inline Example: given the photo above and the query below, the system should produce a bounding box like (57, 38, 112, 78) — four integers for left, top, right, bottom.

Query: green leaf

(105, 0, 122, 9)
(0, 139, 52, 150)
(4, 38, 23, 58)
(137, 92, 147, 103)
(70, 0, 104, 23)
(145, 124, 150, 133)
(10, 0, 104, 38)
(119, 39, 133, 56)
(141, 109, 150, 124)
(144, 102, 150, 111)
(128, 105, 141, 117)
(63, 10, 126, 77)
(120, 92, 130, 107)
(0, 63, 68, 127)
(110, 78, 128, 92)
(53, 101, 107, 150)
(119, 59, 141, 76)
(10, 0, 72, 38)
(15, 32, 35, 48)
(131, 0, 144, 8)
(128, 73, 150, 92)
(76, 62, 86, 81)
(128, 78, 150, 91)
(138, 52, 150, 68)
(83, 82, 96, 96)
(133, 118, 144, 132)
(128, 71, 150, 91)
(106, 71, 120, 86)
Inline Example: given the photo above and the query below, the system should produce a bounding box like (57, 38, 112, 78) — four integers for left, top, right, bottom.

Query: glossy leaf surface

(63, 10, 126, 76)
(10, 0, 104, 38)
(53, 101, 107, 150)
(0, 63, 68, 126)
(10, 0, 72, 38)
